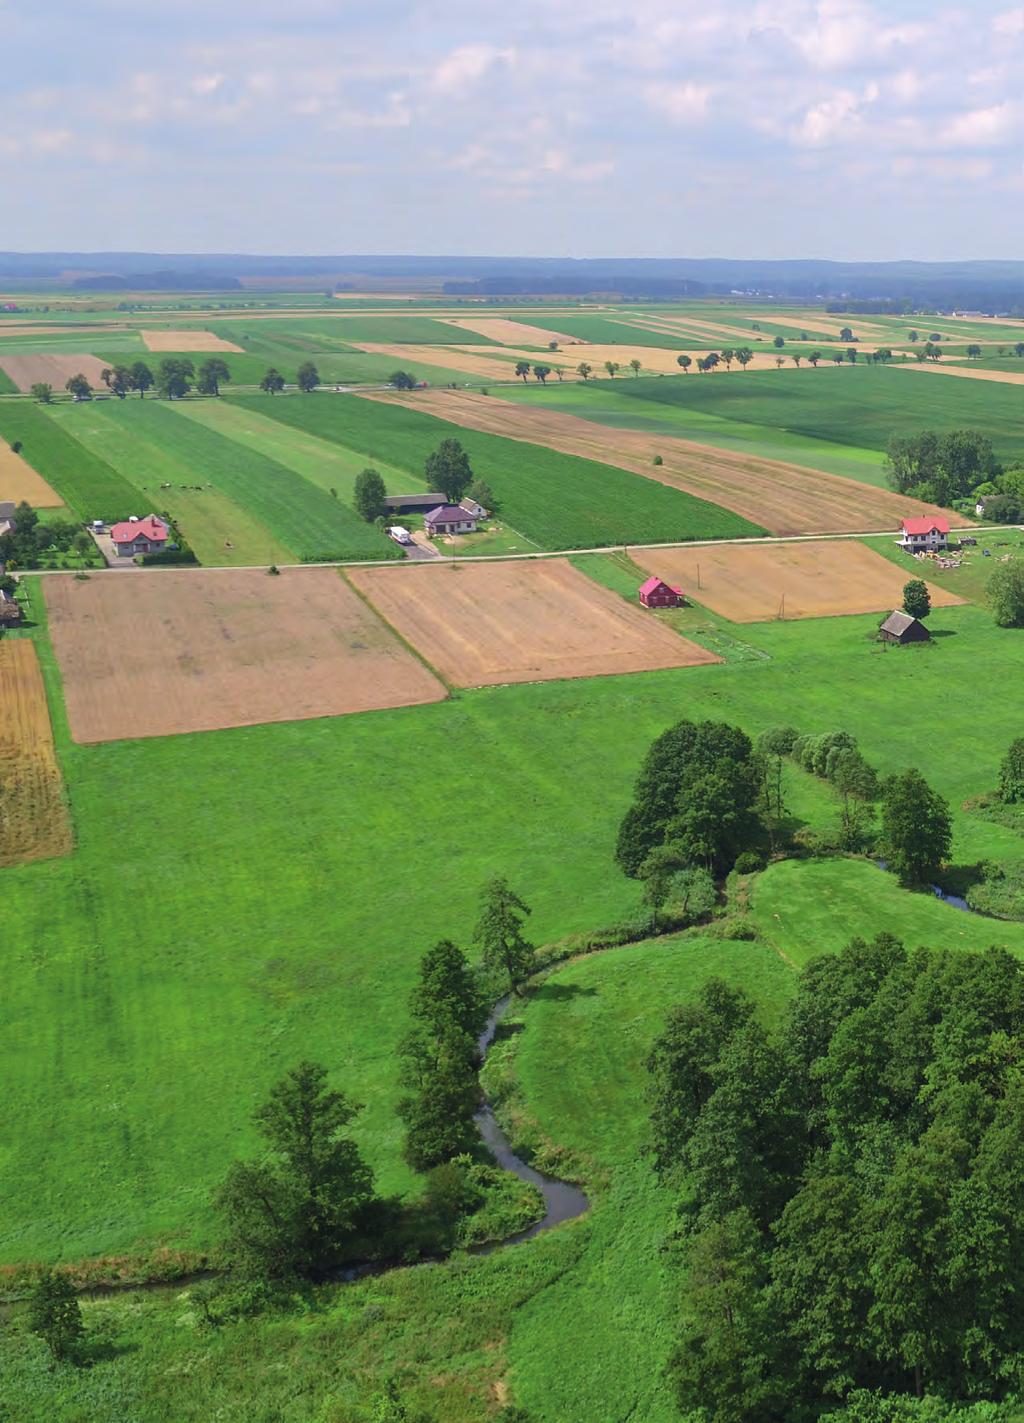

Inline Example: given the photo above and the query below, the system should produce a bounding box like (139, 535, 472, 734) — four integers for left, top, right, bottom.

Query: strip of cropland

(166, 397, 428, 500)
(56, 399, 399, 562)
(0, 639, 72, 866)
(42, 402, 291, 566)
(231, 391, 763, 547)
(603, 362, 1024, 464)
(0, 438, 64, 507)
(365, 388, 956, 536)
(0, 401, 140, 519)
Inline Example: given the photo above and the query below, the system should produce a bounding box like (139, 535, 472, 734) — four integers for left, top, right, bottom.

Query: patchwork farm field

(372, 387, 958, 535)
(630, 538, 965, 622)
(0, 438, 63, 507)
(350, 558, 720, 685)
(0, 352, 110, 392)
(233, 390, 762, 547)
(0, 638, 72, 866)
(45, 567, 446, 742)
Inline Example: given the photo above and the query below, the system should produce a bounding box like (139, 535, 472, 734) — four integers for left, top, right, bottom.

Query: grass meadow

(231, 391, 764, 547)
(0, 400, 141, 520)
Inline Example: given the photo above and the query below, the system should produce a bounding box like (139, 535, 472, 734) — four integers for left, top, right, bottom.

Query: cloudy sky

(3, 0, 1023, 258)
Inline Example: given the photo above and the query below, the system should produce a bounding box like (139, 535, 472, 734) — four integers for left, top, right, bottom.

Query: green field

(230, 391, 764, 547)
(0, 400, 141, 519)
(501, 376, 893, 485)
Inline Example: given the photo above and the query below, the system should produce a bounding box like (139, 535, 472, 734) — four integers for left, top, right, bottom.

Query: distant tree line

(38, 358, 325, 405)
(648, 935, 1024, 1419)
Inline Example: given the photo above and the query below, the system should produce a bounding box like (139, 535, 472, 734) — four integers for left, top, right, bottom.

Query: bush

(757, 725, 800, 756)
(139, 548, 199, 566)
(652, 454, 663, 466)
(734, 851, 765, 874)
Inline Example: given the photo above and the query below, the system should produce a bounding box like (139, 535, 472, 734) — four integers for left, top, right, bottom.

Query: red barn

(638, 576, 684, 608)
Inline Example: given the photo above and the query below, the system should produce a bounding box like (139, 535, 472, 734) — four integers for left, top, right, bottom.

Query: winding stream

(473, 996, 590, 1250)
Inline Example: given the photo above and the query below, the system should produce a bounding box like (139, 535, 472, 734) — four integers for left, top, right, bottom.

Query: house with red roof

(638, 575, 684, 608)
(898, 516, 949, 552)
(110, 514, 169, 558)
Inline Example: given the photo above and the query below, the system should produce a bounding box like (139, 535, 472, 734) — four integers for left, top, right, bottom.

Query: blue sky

(3, 0, 1023, 258)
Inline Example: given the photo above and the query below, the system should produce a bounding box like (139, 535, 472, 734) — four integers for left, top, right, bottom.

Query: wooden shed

(638, 576, 684, 609)
(879, 610, 930, 645)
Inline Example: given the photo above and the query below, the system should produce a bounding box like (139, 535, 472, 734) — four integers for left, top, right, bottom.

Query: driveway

(89, 530, 137, 568)
(405, 531, 445, 561)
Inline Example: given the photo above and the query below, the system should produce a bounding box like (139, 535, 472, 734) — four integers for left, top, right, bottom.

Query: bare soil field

(45, 568, 447, 743)
(891, 362, 1024, 387)
(367, 390, 960, 537)
(0, 442, 63, 507)
(629, 540, 965, 623)
(0, 353, 110, 393)
(0, 640, 72, 866)
(349, 558, 720, 687)
(439, 318, 587, 346)
(141, 330, 245, 352)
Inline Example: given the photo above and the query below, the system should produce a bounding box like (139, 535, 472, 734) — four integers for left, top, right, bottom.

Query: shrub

(652, 454, 663, 466)
(734, 851, 765, 874)
(757, 725, 800, 756)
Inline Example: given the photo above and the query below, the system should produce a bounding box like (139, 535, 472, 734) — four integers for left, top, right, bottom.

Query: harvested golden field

(45, 568, 447, 743)
(0, 353, 110, 393)
(891, 362, 1024, 387)
(349, 558, 720, 687)
(366, 389, 960, 537)
(355, 342, 518, 379)
(0, 639, 72, 866)
(140, 330, 244, 352)
(0, 442, 62, 507)
(439, 317, 587, 346)
(630, 540, 965, 623)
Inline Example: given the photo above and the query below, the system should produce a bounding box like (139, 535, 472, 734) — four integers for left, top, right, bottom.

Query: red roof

(110, 515, 168, 544)
(900, 516, 949, 535)
(639, 576, 682, 596)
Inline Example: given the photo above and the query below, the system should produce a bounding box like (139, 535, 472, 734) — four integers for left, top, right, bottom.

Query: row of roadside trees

(33, 359, 324, 405)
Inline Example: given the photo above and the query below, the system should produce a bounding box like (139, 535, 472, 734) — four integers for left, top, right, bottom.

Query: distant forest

(4, 251, 1024, 309)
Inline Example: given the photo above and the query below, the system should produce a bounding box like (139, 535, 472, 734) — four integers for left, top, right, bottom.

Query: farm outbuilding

(382, 492, 447, 513)
(879, 610, 931, 645)
(638, 576, 684, 608)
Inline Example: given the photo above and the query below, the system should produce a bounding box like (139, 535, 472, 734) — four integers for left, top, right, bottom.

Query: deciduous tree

(473, 876, 536, 994)
(354, 467, 387, 522)
(28, 1271, 84, 1361)
(676, 355, 692, 373)
(197, 358, 231, 397)
(297, 361, 320, 393)
(998, 737, 1024, 803)
(259, 367, 285, 395)
(129, 360, 154, 398)
(879, 769, 952, 885)
(902, 579, 931, 620)
(157, 357, 195, 399)
(64, 373, 92, 401)
(987, 560, 1024, 628)
(424, 437, 473, 503)
(30, 382, 52, 403)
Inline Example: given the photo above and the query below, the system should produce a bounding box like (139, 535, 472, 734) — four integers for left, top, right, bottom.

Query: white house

(898, 516, 949, 552)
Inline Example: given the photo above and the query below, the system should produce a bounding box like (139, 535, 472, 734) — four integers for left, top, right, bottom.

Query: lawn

(58, 398, 399, 561)
(231, 391, 765, 548)
(0, 400, 141, 520)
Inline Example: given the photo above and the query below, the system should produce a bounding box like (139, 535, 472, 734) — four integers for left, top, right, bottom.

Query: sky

(3, 0, 1024, 260)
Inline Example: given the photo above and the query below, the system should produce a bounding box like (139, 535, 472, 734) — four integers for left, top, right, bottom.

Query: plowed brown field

(0, 639, 72, 866)
(141, 330, 244, 352)
(45, 568, 447, 743)
(363, 389, 960, 537)
(630, 540, 966, 622)
(0, 353, 110, 392)
(0, 442, 62, 506)
(349, 558, 720, 687)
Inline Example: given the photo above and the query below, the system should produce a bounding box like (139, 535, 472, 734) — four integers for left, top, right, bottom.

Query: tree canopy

(879, 769, 952, 885)
(424, 437, 473, 504)
(354, 467, 387, 522)
(902, 579, 931, 620)
(885, 430, 998, 506)
(651, 937, 1024, 1419)
(987, 561, 1024, 628)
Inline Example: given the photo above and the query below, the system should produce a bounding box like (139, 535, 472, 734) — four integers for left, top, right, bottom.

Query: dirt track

(0, 640, 72, 865)
(630, 540, 966, 623)
(349, 558, 720, 686)
(45, 567, 447, 743)
(363, 389, 959, 537)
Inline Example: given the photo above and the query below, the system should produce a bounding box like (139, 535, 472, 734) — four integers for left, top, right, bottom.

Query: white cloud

(431, 43, 515, 94)
(793, 90, 864, 145)
(190, 72, 225, 95)
(645, 81, 711, 124)
(942, 102, 1018, 148)
(994, 8, 1024, 36)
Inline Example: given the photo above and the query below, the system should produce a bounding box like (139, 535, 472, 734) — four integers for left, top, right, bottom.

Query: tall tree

(410, 938, 487, 1042)
(473, 876, 536, 995)
(30, 382, 52, 403)
(902, 579, 931, 620)
(297, 361, 320, 393)
(514, 361, 531, 382)
(629, 358, 642, 376)
(389, 370, 417, 389)
(604, 360, 620, 377)
(129, 360, 154, 398)
(259, 368, 286, 395)
(157, 357, 195, 399)
(577, 361, 593, 380)
(532, 364, 551, 383)
(879, 769, 952, 885)
(397, 1021, 481, 1170)
(64, 373, 92, 401)
(196, 357, 231, 396)
(987, 561, 1024, 628)
(998, 737, 1024, 803)
(676, 355, 692, 373)
(215, 1061, 375, 1280)
(354, 467, 387, 522)
(424, 437, 473, 503)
